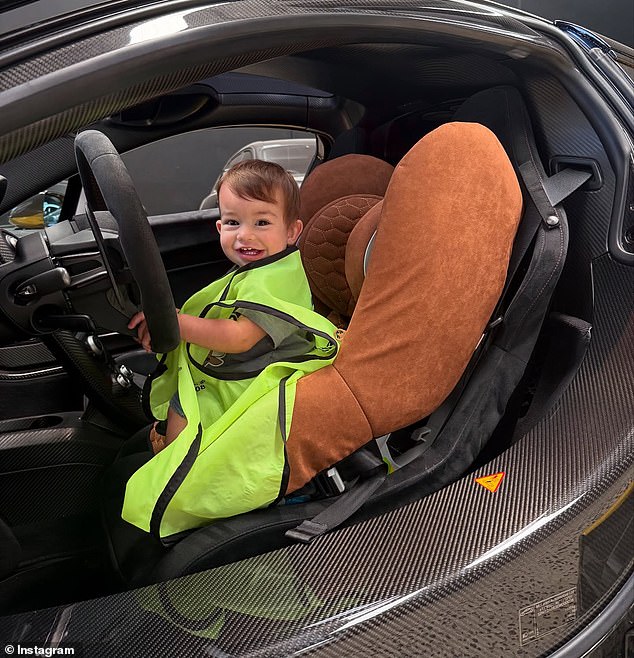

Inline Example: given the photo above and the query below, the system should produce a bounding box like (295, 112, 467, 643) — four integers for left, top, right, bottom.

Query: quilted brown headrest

(299, 154, 394, 225)
(299, 155, 394, 320)
(287, 122, 523, 492)
(299, 194, 383, 319)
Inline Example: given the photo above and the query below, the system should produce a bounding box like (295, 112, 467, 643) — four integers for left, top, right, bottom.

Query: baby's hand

(149, 422, 167, 454)
(128, 311, 152, 353)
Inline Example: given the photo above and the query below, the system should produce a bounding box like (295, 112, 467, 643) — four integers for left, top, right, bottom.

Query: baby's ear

(215, 219, 222, 234)
(287, 219, 303, 244)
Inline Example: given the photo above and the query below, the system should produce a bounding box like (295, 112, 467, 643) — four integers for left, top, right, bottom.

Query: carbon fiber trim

(0, 230, 15, 263)
(0, 340, 56, 369)
(0, 41, 337, 163)
(518, 74, 624, 319)
(42, 331, 150, 431)
(0, 1, 548, 163)
(0, 465, 105, 526)
(0, 419, 119, 525)
(526, 76, 617, 263)
(0, 254, 631, 656)
(0, 366, 63, 380)
(0, 0, 540, 88)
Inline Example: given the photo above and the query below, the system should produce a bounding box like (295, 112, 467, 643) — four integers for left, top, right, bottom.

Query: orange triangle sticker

(475, 472, 505, 493)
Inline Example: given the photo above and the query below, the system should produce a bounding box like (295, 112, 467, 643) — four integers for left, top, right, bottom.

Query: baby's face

(216, 185, 302, 267)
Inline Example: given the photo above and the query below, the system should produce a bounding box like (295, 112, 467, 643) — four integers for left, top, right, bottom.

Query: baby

(123, 158, 340, 536)
(128, 159, 305, 451)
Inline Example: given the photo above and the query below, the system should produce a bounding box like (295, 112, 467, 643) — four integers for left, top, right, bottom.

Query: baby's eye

(256, 219, 271, 226)
(223, 219, 239, 226)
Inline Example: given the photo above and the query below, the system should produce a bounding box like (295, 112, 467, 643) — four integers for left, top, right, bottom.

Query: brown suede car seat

(298, 154, 394, 325)
(286, 122, 523, 493)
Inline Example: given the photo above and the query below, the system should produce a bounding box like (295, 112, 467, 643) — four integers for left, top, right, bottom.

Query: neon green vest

(122, 248, 338, 539)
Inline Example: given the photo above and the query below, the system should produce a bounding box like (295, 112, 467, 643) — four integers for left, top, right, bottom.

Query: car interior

(0, 25, 630, 616)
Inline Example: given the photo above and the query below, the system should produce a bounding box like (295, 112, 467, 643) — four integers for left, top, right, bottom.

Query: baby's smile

(237, 247, 265, 261)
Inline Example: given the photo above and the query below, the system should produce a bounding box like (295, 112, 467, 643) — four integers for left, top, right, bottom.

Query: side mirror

(7, 182, 67, 229)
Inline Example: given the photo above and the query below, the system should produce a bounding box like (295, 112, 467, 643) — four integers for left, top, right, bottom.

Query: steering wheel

(74, 130, 179, 353)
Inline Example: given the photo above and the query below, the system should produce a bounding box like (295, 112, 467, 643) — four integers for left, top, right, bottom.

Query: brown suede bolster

(285, 366, 373, 493)
(286, 123, 522, 491)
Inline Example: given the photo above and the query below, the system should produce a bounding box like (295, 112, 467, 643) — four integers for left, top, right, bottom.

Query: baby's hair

(216, 159, 300, 224)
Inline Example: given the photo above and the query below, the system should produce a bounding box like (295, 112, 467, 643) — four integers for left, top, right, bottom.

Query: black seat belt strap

(501, 164, 590, 304)
(541, 167, 592, 207)
(285, 468, 387, 544)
